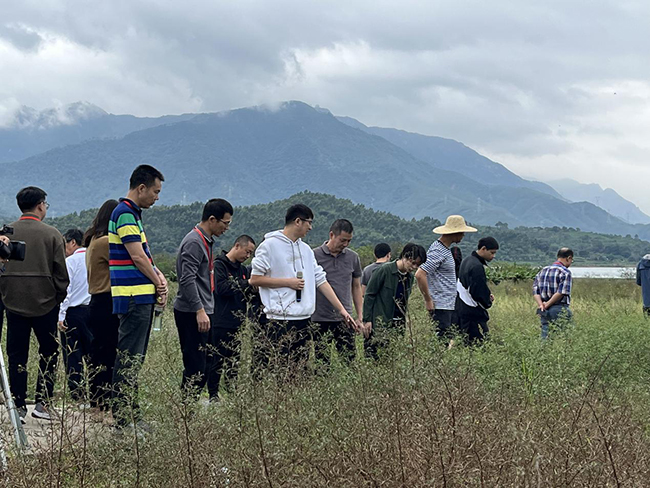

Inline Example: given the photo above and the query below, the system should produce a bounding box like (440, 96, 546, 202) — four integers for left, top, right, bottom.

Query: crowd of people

(0, 163, 602, 433)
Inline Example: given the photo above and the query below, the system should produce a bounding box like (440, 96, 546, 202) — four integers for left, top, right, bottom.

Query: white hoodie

(251, 230, 327, 320)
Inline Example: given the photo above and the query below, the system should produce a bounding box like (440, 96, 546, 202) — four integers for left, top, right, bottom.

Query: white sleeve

(251, 242, 270, 276)
(58, 257, 74, 322)
(313, 254, 327, 287)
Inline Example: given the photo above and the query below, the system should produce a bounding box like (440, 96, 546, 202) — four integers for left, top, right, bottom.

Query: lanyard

(122, 199, 138, 212)
(19, 216, 40, 221)
(193, 227, 214, 293)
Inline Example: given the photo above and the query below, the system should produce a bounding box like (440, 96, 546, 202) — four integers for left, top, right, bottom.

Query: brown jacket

(0, 214, 69, 317)
(86, 235, 110, 295)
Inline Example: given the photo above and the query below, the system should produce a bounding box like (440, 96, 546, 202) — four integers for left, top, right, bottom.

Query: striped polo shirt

(109, 198, 156, 314)
(420, 239, 457, 310)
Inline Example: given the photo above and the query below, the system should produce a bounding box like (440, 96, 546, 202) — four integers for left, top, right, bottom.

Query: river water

(570, 267, 635, 279)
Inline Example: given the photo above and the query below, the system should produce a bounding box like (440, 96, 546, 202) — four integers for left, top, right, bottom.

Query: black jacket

(457, 251, 492, 321)
(213, 251, 252, 329)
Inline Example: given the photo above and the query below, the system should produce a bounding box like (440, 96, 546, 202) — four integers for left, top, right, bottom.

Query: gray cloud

(2, 0, 650, 210)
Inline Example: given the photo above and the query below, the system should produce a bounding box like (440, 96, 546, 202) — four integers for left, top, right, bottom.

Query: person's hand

(196, 309, 211, 333)
(0, 236, 9, 264)
(57, 321, 67, 332)
(354, 318, 364, 334)
(425, 299, 435, 313)
(157, 292, 168, 308)
(362, 322, 373, 339)
(156, 275, 168, 297)
(286, 277, 305, 291)
(340, 310, 356, 330)
(490, 294, 495, 303)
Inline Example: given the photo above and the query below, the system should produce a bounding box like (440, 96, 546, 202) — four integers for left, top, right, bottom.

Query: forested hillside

(49, 191, 650, 266)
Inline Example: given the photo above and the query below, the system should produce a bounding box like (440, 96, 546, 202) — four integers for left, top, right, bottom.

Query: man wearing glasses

(250, 204, 354, 366)
(174, 198, 233, 399)
(0, 186, 69, 422)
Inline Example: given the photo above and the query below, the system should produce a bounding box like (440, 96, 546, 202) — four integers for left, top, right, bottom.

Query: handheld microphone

(296, 271, 303, 302)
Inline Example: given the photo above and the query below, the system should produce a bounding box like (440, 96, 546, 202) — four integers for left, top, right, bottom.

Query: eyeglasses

(41, 201, 50, 209)
(299, 218, 313, 224)
(219, 219, 232, 227)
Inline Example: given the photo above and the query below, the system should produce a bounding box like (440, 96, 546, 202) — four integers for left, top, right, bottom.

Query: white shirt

(59, 248, 91, 322)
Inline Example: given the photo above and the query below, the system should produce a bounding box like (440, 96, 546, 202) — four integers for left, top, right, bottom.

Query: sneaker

(17, 405, 27, 424)
(32, 402, 54, 421)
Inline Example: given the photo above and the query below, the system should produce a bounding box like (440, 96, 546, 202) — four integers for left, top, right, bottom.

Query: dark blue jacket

(636, 255, 650, 307)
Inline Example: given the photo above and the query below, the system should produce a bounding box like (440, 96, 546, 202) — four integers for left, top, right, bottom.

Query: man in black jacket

(456, 237, 499, 344)
(208, 235, 256, 401)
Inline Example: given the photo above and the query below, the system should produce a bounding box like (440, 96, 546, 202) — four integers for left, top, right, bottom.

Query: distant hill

(0, 101, 197, 163)
(548, 179, 650, 225)
(1, 101, 649, 240)
(48, 191, 650, 266)
(336, 116, 563, 199)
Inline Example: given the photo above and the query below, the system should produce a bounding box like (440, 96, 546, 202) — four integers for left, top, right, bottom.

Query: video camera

(0, 225, 26, 261)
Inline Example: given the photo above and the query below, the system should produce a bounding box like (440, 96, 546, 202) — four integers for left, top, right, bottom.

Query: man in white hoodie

(250, 204, 354, 363)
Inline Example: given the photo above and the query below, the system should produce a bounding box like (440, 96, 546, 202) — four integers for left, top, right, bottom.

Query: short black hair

(478, 236, 499, 251)
(285, 204, 314, 225)
(557, 247, 574, 259)
(202, 198, 233, 221)
(374, 243, 391, 259)
(16, 186, 47, 212)
(329, 219, 353, 235)
(129, 164, 165, 190)
(400, 243, 427, 264)
(63, 228, 84, 246)
(234, 235, 256, 247)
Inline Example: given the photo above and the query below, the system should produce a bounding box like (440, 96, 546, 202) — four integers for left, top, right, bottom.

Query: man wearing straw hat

(415, 215, 476, 339)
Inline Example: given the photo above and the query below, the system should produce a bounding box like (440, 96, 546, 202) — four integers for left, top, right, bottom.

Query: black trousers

(313, 320, 355, 362)
(6, 306, 59, 408)
(206, 326, 240, 400)
(111, 298, 153, 426)
(459, 314, 489, 344)
(364, 319, 405, 360)
(87, 293, 119, 408)
(253, 317, 311, 373)
(429, 309, 454, 338)
(0, 297, 5, 341)
(60, 305, 93, 400)
(174, 309, 210, 397)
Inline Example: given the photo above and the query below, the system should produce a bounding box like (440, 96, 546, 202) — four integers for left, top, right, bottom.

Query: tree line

(48, 191, 650, 269)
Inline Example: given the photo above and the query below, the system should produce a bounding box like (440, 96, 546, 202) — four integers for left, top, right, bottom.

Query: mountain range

(1, 100, 649, 241)
(547, 179, 650, 225)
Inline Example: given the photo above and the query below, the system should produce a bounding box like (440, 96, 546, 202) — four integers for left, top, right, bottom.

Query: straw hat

(433, 215, 477, 235)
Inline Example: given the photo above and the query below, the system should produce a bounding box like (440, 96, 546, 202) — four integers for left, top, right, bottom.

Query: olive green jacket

(362, 261, 414, 326)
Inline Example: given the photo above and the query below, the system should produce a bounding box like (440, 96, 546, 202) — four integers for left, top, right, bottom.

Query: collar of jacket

(194, 224, 214, 244)
(471, 250, 487, 266)
(19, 212, 41, 221)
(217, 249, 241, 270)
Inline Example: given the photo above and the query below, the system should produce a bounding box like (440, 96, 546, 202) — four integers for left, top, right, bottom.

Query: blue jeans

(538, 304, 572, 339)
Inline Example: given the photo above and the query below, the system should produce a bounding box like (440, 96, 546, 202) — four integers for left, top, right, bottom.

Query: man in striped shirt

(415, 215, 476, 338)
(109, 164, 168, 430)
(533, 248, 574, 339)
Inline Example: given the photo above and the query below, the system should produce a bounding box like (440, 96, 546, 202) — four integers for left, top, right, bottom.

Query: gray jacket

(174, 226, 215, 314)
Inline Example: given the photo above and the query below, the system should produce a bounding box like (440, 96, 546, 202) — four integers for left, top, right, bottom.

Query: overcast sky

(2, 0, 649, 211)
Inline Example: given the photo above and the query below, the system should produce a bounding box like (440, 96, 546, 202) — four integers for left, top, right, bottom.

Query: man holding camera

(0, 187, 69, 421)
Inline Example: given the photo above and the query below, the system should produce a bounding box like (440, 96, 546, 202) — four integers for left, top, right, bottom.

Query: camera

(0, 225, 26, 261)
